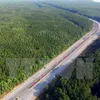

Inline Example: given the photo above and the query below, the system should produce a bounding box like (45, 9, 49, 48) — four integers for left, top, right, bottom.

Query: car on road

(15, 97, 19, 100)
(44, 66, 46, 69)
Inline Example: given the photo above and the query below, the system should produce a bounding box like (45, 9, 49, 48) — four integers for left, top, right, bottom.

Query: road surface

(2, 19, 100, 100)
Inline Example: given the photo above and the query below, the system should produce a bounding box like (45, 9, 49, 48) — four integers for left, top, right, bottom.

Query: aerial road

(2, 19, 100, 100)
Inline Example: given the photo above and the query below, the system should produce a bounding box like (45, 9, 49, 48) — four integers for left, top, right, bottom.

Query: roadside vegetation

(0, 1, 92, 95)
(37, 1, 100, 100)
(38, 45, 100, 100)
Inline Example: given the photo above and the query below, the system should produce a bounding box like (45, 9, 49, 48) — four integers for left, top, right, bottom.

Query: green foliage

(38, 48, 100, 100)
(43, 1, 100, 21)
(0, 1, 92, 94)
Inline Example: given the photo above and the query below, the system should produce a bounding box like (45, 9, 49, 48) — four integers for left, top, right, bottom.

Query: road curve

(2, 19, 100, 100)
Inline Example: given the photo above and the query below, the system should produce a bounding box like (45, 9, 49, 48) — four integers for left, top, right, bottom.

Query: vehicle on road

(15, 97, 19, 100)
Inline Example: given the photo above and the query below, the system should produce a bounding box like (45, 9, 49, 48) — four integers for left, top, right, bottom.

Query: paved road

(2, 19, 100, 100)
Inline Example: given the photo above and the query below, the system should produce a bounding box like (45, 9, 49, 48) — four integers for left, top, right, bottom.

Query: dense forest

(41, 0, 100, 22)
(38, 44, 100, 100)
(0, 0, 93, 96)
